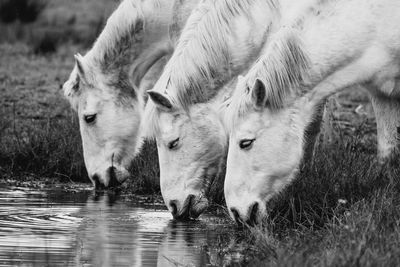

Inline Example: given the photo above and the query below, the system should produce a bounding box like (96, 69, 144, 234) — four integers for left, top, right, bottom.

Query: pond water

(0, 186, 244, 267)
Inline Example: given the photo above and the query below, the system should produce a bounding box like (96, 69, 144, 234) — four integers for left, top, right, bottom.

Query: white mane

(225, 28, 310, 131)
(161, 0, 279, 109)
(63, 0, 164, 104)
(143, 0, 278, 137)
(86, 0, 161, 71)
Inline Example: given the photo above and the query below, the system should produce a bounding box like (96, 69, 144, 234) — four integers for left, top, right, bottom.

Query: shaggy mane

(142, 99, 160, 139)
(226, 28, 310, 131)
(159, 0, 279, 110)
(88, 0, 161, 71)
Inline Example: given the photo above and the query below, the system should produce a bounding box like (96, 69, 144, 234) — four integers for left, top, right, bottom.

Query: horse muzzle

(168, 194, 209, 220)
(91, 166, 129, 190)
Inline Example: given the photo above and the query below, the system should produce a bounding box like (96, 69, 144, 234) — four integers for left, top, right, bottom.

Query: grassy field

(1, 1, 400, 266)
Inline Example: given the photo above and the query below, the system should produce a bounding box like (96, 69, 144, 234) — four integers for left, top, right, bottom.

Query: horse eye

(239, 139, 255, 150)
(84, 114, 97, 124)
(168, 138, 180, 150)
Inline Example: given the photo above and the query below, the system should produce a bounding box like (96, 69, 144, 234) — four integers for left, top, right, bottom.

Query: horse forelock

(142, 101, 162, 139)
(164, 0, 279, 111)
(225, 28, 310, 133)
(105, 70, 137, 101)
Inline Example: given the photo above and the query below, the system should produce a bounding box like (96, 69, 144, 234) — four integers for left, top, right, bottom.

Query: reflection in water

(0, 187, 241, 266)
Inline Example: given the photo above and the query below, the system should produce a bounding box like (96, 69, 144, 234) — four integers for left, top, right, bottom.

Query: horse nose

(230, 202, 259, 226)
(246, 202, 259, 226)
(92, 173, 104, 190)
(230, 207, 242, 225)
(168, 195, 196, 220)
(107, 167, 121, 188)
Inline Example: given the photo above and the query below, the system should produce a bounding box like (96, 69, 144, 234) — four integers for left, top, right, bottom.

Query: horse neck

(288, 0, 370, 99)
(85, 0, 176, 94)
(162, 0, 324, 106)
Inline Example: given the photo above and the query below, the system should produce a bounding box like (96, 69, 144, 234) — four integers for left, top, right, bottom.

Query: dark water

(0, 186, 243, 267)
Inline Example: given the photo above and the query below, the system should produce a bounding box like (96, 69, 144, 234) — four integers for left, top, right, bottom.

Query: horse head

(145, 90, 228, 220)
(63, 54, 143, 189)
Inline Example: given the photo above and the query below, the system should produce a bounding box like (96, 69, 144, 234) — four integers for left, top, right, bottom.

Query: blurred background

(0, 0, 118, 53)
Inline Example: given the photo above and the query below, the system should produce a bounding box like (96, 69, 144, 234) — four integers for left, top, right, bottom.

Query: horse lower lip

(188, 208, 203, 219)
(189, 200, 208, 219)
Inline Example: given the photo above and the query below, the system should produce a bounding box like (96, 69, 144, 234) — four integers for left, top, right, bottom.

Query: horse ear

(62, 66, 81, 110)
(148, 90, 173, 111)
(74, 53, 87, 79)
(251, 78, 267, 110)
(62, 54, 87, 111)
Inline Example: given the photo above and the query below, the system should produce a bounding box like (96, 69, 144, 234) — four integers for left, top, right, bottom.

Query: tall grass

(0, 114, 86, 182)
(126, 140, 160, 193)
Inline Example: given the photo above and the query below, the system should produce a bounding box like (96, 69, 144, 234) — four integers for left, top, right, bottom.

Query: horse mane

(87, 0, 161, 72)
(160, 0, 278, 110)
(225, 28, 310, 131)
(142, 100, 159, 139)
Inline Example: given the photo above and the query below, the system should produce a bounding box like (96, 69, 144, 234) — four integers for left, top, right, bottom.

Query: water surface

(0, 186, 243, 267)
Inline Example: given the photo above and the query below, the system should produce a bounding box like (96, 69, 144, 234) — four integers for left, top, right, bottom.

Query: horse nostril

(248, 202, 259, 225)
(230, 207, 242, 224)
(107, 167, 120, 188)
(92, 174, 102, 189)
(169, 200, 178, 217)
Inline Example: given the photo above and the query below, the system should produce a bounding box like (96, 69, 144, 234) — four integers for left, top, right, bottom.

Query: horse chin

(189, 196, 209, 219)
(186, 167, 218, 219)
(109, 166, 130, 187)
(261, 171, 298, 215)
(175, 194, 209, 220)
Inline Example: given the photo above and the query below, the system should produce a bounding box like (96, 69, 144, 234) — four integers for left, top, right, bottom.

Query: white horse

(62, 0, 199, 189)
(224, 0, 400, 225)
(143, 0, 323, 219)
